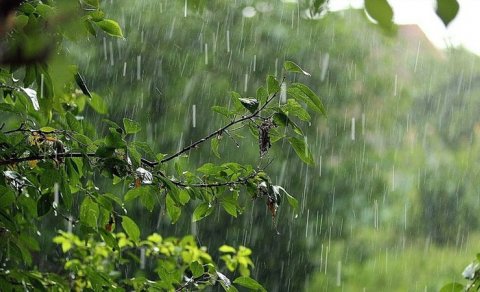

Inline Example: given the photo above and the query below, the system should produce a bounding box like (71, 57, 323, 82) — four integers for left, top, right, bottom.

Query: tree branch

(159, 87, 281, 164)
(168, 171, 257, 188)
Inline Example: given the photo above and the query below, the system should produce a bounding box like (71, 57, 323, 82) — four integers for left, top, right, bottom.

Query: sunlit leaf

(219, 245, 236, 253)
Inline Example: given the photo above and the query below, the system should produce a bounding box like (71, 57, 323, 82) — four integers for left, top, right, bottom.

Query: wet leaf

(37, 193, 52, 217)
(121, 215, 140, 242)
(238, 98, 259, 113)
(439, 283, 464, 292)
(219, 245, 236, 253)
(287, 137, 314, 165)
(95, 19, 124, 38)
(192, 202, 213, 222)
(364, 0, 395, 33)
(166, 194, 181, 223)
(284, 61, 311, 76)
(80, 197, 99, 228)
(436, 0, 459, 26)
(123, 118, 141, 134)
(233, 276, 266, 292)
(190, 261, 204, 278)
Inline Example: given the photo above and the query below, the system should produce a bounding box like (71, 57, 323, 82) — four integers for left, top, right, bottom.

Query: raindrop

(244, 73, 248, 92)
(67, 217, 73, 233)
(204, 43, 208, 65)
(280, 82, 287, 103)
(184, 0, 187, 17)
(109, 41, 114, 66)
(226, 30, 230, 53)
(123, 62, 127, 77)
(393, 74, 398, 96)
(320, 53, 329, 81)
(192, 104, 196, 128)
(40, 74, 44, 98)
(103, 37, 107, 61)
(414, 41, 420, 73)
(137, 55, 141, 80)
(253, 54, 256, 72)
(53, 182, 59, 209)
(336, 260, 342, 287)
(351, 117, 355, 141)
(140, 247, 146, 269)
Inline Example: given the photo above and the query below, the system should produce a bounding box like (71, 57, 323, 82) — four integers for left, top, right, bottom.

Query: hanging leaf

(288, 83, 326, 116)
(436, 0, 459, 26)
(121, 215, 140, 242)
(283, 61, 311, 76)
(238, 98, 259, 113)
(74, 72, 92, 98)
(166, 195, 181, 223)
(123, 118, 141, 134)
(364, 0, 395, 33)
(80, 197, 99, 228)
(287, 137, 314, 165)
(233, 276, 266, 292)
(95, 19, 124, 38)
(192, 202, 213, 222)
(37, 193, 52, 217)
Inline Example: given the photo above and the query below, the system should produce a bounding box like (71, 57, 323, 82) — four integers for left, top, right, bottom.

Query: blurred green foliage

(0, 0, 477, 291)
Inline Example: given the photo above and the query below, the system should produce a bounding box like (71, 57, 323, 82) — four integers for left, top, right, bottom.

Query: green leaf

(283, 61, 311, 76)
(289, 83, 326, 116)
(287, 137, 314, 165)
(88, 93, 108, 114)
(256, 86, 268, 105)
(140, 189, 155, 212)
(364, 0, 395, 32)
(121, 215, 140, 242)
(212, 105, 232, 117)
(39, 126, 56, 132)
(99, 228, 119, 250)
(192, 202, 213, 222)
(190, 261, 204, 278)
(95, 19, 124, 38)
(273, 111, 303, 135)
(283, 99, 311, 121)
(436, 0, 459, 26)
(37, 193, 52, 217)
(238, 98, 259, 113)
(66, 112, 82, 133)
(219, 245, 236, 253)
(105, 128, 125, 149)
(123, 118, 141, 134)
(124, 186, 153, 202)
(221, 200, 237, 217)
(233, 276, 266, 292)
(439, 283, 464, 292)
(166, 195, 181, 223)
(274, 186, 298, 211)
(80, 197, 99, 228)
(211, 137, 221, 158)
(266, 75, 280, 95)
(82, 0, 99, 8)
